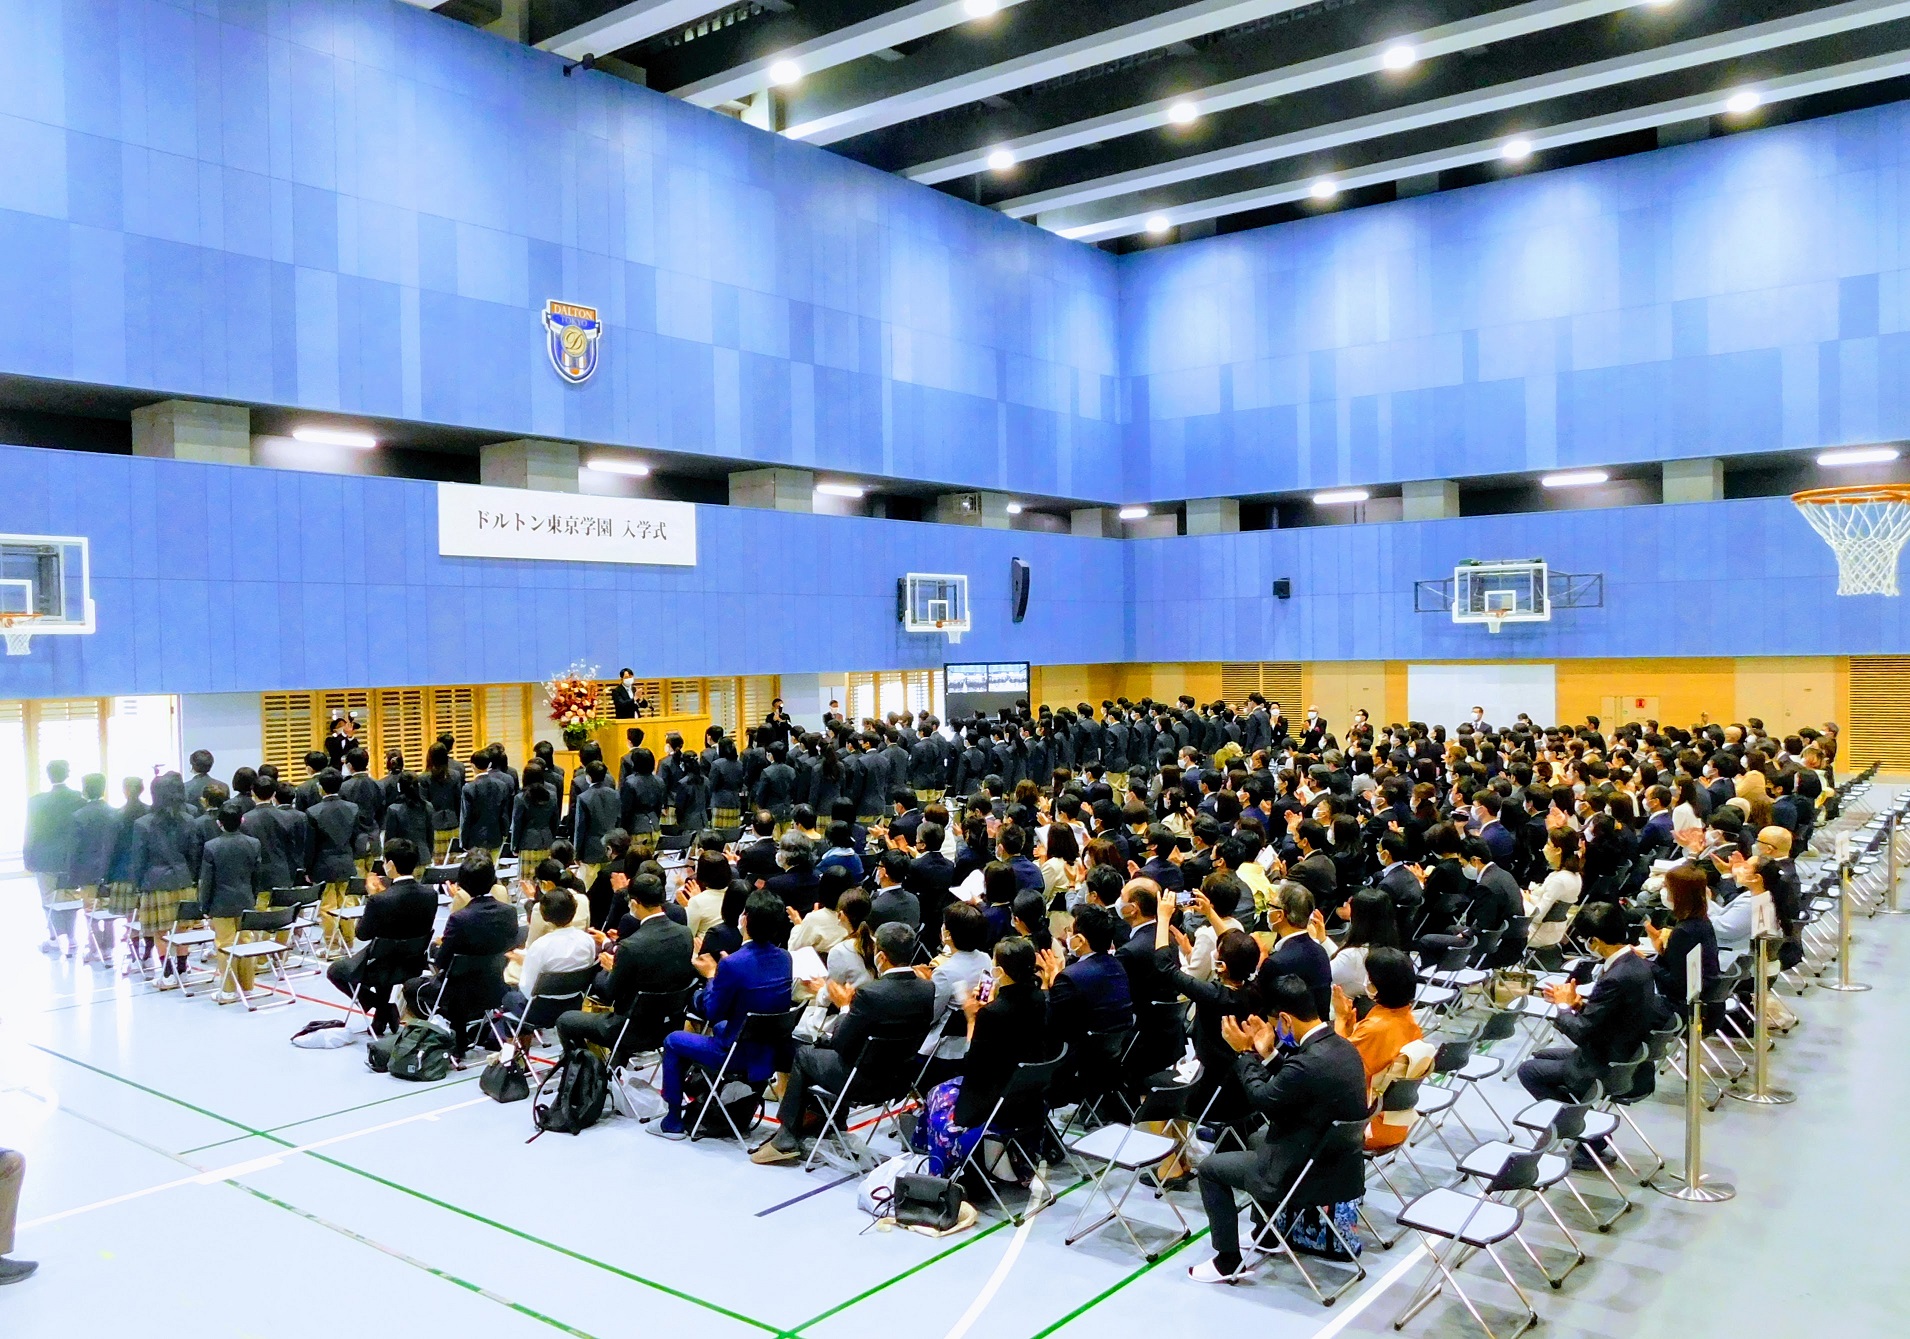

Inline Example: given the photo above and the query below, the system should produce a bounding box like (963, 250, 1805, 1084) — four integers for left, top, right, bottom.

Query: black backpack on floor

(531, 1050, 607, 1139)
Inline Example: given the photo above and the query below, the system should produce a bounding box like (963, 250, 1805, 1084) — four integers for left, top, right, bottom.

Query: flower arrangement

(545, 661, 605, 747)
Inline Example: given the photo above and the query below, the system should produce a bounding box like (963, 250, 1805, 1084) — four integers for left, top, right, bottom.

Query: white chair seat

(1415, 985, 1458, 1008)
(49, 899, 86, 912)
(1457, 1055, 1504, 1081)
(1416, 1085, 1458, 1116)
(1398, 1187, 1522, 1244)
(334, 905, 366, 920)
(223, 941, 290, 960)
(1507, 995, 1559, 1021)
(1444, 968, 1491, 989)
(1514, 1101, 1618, 1142)
(169, 929, 217, 947)
(1069, 1123, 1178, 1168)
(1458, 1141, 1568, 1186)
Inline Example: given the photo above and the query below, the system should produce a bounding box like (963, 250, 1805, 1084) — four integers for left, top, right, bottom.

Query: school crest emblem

(543, 299, 602, 384)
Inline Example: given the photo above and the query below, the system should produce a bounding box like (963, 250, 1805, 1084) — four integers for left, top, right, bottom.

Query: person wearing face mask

(1468, 705, 1490, 733)
(909, 935, 1051, 1176)
(610, 668, 640, 719)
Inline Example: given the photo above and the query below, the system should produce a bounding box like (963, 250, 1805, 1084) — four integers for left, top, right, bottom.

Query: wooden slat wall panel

(479, 684, 530, 768)
(261, 692, 319, 777)
(1848, 656, 1910, 769)
(1218, 662, 1302, 709)
(741, 676, 777, 738)
(432, 686, 479, 761)
(374, 688, 429, 772)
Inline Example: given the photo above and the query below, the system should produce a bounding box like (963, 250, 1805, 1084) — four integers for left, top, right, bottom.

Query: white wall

(1406, 664, 1557, 730)
(177, 693, 263, 772)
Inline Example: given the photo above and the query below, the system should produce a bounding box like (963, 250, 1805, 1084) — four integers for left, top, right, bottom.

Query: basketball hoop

(1483, 612, 1505, 635)
(1793, 484, 1910, 596)
(0, 609, 46, 656)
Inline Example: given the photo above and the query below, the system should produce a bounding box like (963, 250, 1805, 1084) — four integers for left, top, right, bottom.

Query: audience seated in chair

(326, 837, 436, 1034)
(401, 853, 517, 1059)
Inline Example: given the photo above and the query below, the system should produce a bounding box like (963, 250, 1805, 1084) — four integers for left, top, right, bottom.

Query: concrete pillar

(934, 491, 1014, 529)
(1070, 507, 1120, 538)
(131, 400, 251, 465)
(1185, 497, 1240, 535)
(1663, 457, 1723, 503)
(730, 467, 814, 512)
(481, 438, 580, 492)
(1402, 479, 1460, 521)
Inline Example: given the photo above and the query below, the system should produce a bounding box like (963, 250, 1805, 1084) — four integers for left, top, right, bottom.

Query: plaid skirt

(712, 806, 742, 830)
(103, 881, 140, 916)
(138, 885, 193, 930)
(629, 830, 659, 858)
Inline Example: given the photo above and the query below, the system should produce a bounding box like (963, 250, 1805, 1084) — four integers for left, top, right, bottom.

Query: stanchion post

(1657, 943, 1735, 1201)
(1883, 811, 1906, 916)
(1822, 855, 1872, 993)
(1727, 936, 1795, 1107)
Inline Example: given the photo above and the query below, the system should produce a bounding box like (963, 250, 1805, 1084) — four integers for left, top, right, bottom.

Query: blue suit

(1480, 820, 1518, 866)
(661, 941, 793, 1125)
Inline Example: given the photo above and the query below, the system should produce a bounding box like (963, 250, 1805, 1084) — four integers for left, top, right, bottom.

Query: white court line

(942, 1191, 1039, 1339)
(1307, 1241, 1429, 1339)
(20, 1095, 488, 1230)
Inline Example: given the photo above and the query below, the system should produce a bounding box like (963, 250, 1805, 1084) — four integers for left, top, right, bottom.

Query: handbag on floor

(480, 1045, 531, 1103)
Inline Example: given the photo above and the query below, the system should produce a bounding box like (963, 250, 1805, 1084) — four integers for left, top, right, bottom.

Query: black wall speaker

(1011, 558, 1031, 622)
(1273, 578, 1292, 600)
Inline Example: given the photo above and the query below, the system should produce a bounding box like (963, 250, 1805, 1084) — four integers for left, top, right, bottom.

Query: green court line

(34, 1042, 781, 1336)
(176, 1072, 483, 1156)
(783, 1178, 1089, 1336)
(1025, 1228, 1209, 1339)
(50, 1096, 602, 1339)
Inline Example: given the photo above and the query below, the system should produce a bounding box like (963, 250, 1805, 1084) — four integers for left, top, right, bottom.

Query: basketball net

(1793, 485, 1910, 596)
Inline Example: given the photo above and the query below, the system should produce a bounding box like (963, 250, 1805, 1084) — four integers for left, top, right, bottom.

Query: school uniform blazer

(197, 831, 265, 918)
(305, 796, 360, 884)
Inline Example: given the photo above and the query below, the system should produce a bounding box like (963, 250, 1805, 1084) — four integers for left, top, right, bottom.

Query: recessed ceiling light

(815, 482, 866, 498)
(1502, 137, 1533, 161)
(1725, 88, 1761, 115)
(1541, 470, 1610, 488)
(1380, 42, 1417, 71)
(1166, 100, 1199, 125)
(584, 456, 651, 476)
(1006, 502, 1024, 515)
(1310, 178, 1339, 200)
(1118, 506, 1149, 520)
(963, 0, 999, 16)
(1145, 215, 1173, 235)
(986, 146, 1016, 172)
(1313, 488, 1370, 505)
(1817, 447, 1901, 467)
(768, 58, 802, 86)
(291, 426, 377, 449)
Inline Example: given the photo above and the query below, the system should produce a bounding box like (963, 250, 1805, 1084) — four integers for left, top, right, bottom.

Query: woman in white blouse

(1524, 828, 1584, 950)
(1308, 887, 1403, 1001)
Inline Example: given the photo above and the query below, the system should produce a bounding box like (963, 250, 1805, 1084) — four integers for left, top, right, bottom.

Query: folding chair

(607, 984, 698, 1117)
(1392, 1156, 1542, 1339)
(493, 964, 599, 1049)
(685, 1006, 804, 1143)
(340, 933, 430, 1033)
(1238, 1116, 1371, 1305)
(269, 885, 327, 972)
(1511, 1061, 1643, 1230)
(1064, 1079, 1194, 1261)
(83, 903, 124, 964)
(1059, 1022, 1137, 1136)
(1424, 1041, 1492, 1146)
(1444, 1010, 1524, 1135)
(949, 1047, 1069, 1224)
(802, 1028, 933, 1173)
(1361, 1079, 1430, 1247)
(165, 902, 220, 996)
(1451, 1120, 1587, 1287)
(215, 907, 299, 1010)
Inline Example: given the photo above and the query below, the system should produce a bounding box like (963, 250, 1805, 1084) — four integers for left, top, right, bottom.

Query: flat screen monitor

(945, 661, 1029, 719)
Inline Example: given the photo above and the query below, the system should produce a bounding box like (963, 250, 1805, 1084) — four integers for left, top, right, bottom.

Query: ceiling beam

(1004, 0, 1910, 219)
(1053, 46, 1910, 243)
(907, 0, 1634, 186)
(534, 0, 727, 61)
(784, 0, 1321, 145)
(674, 0, 1034, 108)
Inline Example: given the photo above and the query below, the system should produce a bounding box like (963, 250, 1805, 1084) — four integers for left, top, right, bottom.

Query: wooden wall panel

(1849, 657, 1910, 769)
(1555, 659, 1738, 731)
(1302, 662, 1388, 732)
(1733, 658, 1841, 738)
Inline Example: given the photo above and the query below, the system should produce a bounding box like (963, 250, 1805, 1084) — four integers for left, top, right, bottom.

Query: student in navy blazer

(1038, 903, 1135, 1096)
(653, 888, 794, 1139)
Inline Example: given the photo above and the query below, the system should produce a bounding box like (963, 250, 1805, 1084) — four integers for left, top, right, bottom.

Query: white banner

(436, 482, 697, 566)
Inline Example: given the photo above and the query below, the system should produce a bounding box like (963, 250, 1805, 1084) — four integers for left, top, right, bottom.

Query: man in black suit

(610, 669, 640, 719)
(340, 747, 387, 876)
(1253, 883, 1334, 1021)
(328, 838, 438, 1035)
(241, 778, 300, 891)
(1115, 881, 1185, 1077)
(868, 848, 922, 933)
(557, 870, 695, 1058)
(906, 820, 957, 946)
(1189, 972, 1370, 1282)
(753, 922, 936, 1163)
(402, 854, 519, 1055)
(1517, 901, 1666, 1163)
(459, 751, 510, 861)
(25, 760, 85, 956)
(64, 774, 118, 963)
(1278, 818, 1338, 916)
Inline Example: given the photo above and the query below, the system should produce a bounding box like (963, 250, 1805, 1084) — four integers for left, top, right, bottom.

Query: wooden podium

(555, 710, 713, 780)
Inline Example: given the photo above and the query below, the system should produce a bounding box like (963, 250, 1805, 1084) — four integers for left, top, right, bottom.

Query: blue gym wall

(0, 444, 1127, 698)
(1120, 101, 1910, 502)
(1131, 498, 1910, 661)
(0, 442, 1901, 700)
(0, 0, 1121, 500)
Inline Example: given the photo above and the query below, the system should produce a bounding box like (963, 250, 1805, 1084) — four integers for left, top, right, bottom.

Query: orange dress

(1345, 1004, 1424, 1149)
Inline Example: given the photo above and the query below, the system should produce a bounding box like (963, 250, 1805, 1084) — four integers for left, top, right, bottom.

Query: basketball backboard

(899, 573, 971, 644)
(0, 534, 96, 655)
